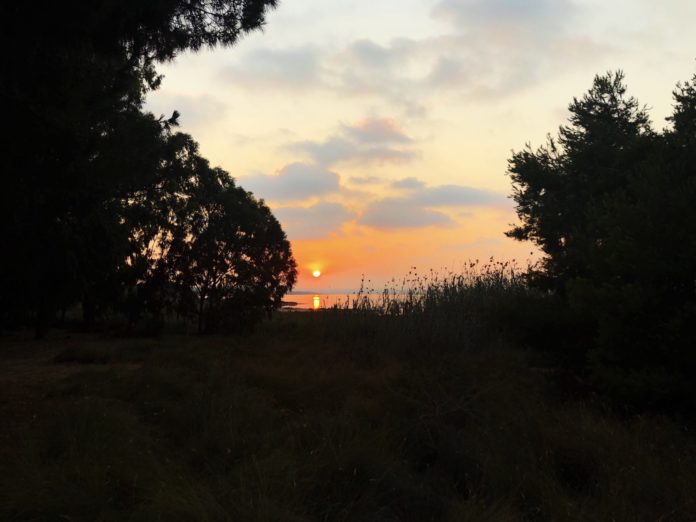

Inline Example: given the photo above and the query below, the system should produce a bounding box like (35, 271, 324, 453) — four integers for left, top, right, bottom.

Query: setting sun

(312, 270, 321, 278)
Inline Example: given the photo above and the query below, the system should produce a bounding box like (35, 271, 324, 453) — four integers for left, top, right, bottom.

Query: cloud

(335, 38, 419, 92)
(359, 180, 508, 229)
(411, 185, 506, 207)
(431, 0, 576, 31)
(360, 198, 453, 229)
(240, 163, 340, 203)
(342, 38, 412, 71)
(332, 39, 429, 115)
(349, 176, 384, 186)
(220, 46, 323, 90)
(288, 117, 418, 167)
(274, 202, 355, 240)
(422, 0, 604, 99)
(426, 57, 471, 90)
(330, 2, 582, 104)
(208, 0, 614, 122)
(392, 177, 426, 190)
(330, 27, 601, 110)
(214, 0, 604, 116)
(343, 118, 413, 144)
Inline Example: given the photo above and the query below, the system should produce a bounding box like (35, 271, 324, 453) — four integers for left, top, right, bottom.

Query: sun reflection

(312, 295, 321, 311)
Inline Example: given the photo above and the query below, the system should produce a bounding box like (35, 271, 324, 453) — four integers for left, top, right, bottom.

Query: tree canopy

(0, 1, 295, 334)
(507, 71, 696, 404)
(148, 144, 297, 333)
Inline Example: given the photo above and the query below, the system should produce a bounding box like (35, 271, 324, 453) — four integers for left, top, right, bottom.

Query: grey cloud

(240, 163, 339, 203)
(331, 1, 597, 105)
(432, 0, 575, 30)
(220, 46, 322, 90)
(427, 57, 471, 89)
(392, 177, 426, 190)
(274, 202, 355, 240)
(341, 38, 417, 74)
(343, 118, 412, 144)
(288, 118, 418, 167)
(333, 39, 429, 114)
(344, 39, 396, 70)
(332, 33, 574, 108)
(421, 0, 596, 99)
(289, 137, 355, 166)
(412, 185, 507, 207)
(349, 176, 383, 186)
(360, 198, 453, 229)
(213, 0, 604, 114)
(359, 181, 508, 230)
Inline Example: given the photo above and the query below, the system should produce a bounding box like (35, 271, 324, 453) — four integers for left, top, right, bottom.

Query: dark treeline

(1, 1, 297, 335)
(507, 70, 696, 407)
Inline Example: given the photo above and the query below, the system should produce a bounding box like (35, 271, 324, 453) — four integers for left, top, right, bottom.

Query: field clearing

(2, 313, 695, 521)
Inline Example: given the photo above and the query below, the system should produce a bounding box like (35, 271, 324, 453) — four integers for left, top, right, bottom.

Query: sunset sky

(145, 0, 696, 291)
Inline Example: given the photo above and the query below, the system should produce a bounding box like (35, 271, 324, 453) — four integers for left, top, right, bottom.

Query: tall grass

(308, 260, 576, 359)
(1, 262, 694, 521)
(336, 260, 528, 314)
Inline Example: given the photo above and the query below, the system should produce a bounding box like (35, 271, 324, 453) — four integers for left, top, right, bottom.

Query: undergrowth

(1, 262, 694, 521)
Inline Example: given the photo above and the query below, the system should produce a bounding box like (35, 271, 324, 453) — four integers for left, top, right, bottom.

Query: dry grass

(1, 267, 694, 520)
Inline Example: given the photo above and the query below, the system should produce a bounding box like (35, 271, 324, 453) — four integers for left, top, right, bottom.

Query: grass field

(1, 270, 695, 521)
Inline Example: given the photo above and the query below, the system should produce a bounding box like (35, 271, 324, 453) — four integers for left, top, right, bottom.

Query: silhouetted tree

(507, 71, 653, 291)
(507, 71, 696, 405)
(0, 1, 277, 334)
(151, 149, 297, 333)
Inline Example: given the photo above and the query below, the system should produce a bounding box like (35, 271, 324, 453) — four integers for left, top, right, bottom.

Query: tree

(0, 1, 277, 333)
(157, 154, 297, 333)
(506, 71, 653, 291)
(507, 71, 696, 406)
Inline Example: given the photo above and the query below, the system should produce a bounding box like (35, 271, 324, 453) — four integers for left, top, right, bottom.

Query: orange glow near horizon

(289, 210, 537, 291)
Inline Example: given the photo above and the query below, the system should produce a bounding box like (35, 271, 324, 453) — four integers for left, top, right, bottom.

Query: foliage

(507, 71, 696, 405)
(0, 1, 283, 334)
(161, 160, 297, 333)
(506, 71, 653, 290)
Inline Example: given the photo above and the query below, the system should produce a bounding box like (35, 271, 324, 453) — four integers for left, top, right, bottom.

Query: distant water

(282, 292, 395, 311)
(281, 293, 352, 311)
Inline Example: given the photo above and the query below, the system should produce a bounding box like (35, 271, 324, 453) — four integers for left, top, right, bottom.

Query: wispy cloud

(274, 202, 355, 240)
(240, 162, 340, 203)
(343, 118, 413, 144)
(361, 198, 453, 229)
(219, 46, 323, 90)
(348, 175, 384, 186)
(410, 185, 506, 207)
(431, 0, 576, 31)
(359, 181, 508, 229)
(287, 117, 418, 167)
(392, 177, 426, 190)
(218, 0, 610, 113)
